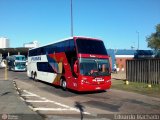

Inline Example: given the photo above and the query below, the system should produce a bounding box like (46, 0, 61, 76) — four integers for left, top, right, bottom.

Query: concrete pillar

(18, 52, 20, 55)
(8, 52, 10, 56)
(0, 53, 2, 60)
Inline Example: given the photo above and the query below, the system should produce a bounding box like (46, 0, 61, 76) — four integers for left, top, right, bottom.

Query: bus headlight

(106, 79, 111, 83)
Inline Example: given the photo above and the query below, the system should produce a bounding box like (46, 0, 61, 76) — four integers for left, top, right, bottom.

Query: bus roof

(9, 55, 25, 57)
(29, 36, 102, 51)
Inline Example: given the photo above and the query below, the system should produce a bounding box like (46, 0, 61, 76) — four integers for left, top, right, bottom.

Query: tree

(146, 24, 160, 50)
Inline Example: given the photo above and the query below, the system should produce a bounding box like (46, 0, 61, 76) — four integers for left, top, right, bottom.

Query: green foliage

(146, 24, 160, 50)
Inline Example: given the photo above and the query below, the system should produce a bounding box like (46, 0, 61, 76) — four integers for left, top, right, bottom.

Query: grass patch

(111, 80, 160, 98)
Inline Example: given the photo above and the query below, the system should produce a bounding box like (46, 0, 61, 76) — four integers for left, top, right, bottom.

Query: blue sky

(0, 0, 160, 50)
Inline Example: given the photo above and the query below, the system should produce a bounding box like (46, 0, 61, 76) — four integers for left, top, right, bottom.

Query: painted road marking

(28, 105, 35, 111)
(33, 108, 77, 111)
(22, 90, 39, 97)
(21, 90, 91, 115)
(32, 107, 90, 115)
(23, 90, 72, 108)
(25, 100, 51, 103)
(20, 97, 25, 101)
(21, 94, 37, 97)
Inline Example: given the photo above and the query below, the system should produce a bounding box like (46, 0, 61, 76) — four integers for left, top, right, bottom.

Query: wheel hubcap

(62, 81, 66, 89)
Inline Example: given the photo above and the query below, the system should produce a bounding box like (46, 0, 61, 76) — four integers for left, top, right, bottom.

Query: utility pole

(136, 31, 139, 50)
(71, 0, 73, 37)
(5, 60, 8, 80)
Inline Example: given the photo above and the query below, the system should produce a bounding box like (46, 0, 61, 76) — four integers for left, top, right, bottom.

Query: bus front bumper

(77, 80, 111, 92)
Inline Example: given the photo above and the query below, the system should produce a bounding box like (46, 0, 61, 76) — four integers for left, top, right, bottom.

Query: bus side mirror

(74, 60, 78, 75)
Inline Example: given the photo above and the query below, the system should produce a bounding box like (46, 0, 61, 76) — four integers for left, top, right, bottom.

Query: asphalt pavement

(0, 68, 160, 120)
(0, 80, 43, 120)
(0, 69, 112, 120)
(0, 80, 109, 120)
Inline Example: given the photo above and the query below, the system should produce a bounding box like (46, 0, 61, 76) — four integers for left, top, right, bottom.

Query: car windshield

(79, 58, 110, 77)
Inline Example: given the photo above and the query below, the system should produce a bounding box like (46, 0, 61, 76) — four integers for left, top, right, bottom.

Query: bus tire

(33, 72, 37, 81)
(31, 71, 34, 79)
(61, 78, 67, 90)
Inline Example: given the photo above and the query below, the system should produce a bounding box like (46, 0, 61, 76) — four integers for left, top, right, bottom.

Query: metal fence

(126, 59, 160, 84)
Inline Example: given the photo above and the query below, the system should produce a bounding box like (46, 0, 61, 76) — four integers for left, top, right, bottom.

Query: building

(0, 37, 10, 48)
(115, 50, 135, 71)
(23, 41, 39, 48)
(114, 49, 154, 72)
(107, 49, 155, 72)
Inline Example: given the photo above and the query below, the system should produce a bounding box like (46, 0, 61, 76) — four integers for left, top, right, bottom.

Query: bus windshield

(16, 56, 26, 61)
(76, 39, 108, 55)
(79, 58, 110, 77)
(15, 62, 26, 69)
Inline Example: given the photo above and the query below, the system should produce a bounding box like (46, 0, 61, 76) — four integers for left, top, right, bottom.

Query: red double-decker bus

(27, 36, 111, 92)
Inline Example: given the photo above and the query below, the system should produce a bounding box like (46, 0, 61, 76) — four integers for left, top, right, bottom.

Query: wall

(116, 57, 133, 71)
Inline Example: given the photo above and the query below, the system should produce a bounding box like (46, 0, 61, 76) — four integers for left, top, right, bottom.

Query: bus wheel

(31, 72, 34, 79)
(33, 72, 38, 81)
(61, 78, 67, 90)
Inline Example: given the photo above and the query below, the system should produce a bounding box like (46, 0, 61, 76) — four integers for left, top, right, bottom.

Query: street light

(136, 31, 139, 50)
(71, 0, 73, 37)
